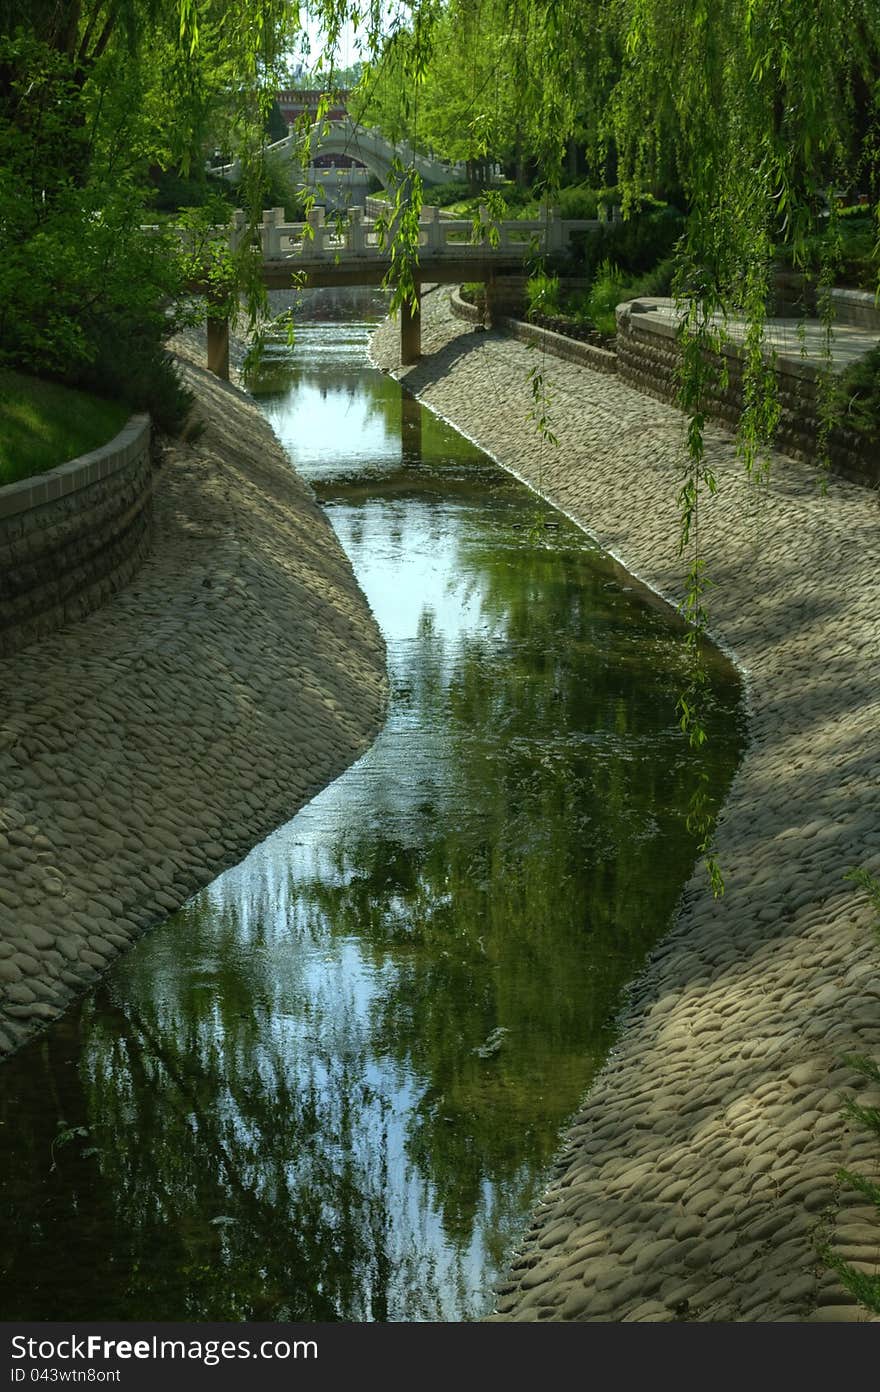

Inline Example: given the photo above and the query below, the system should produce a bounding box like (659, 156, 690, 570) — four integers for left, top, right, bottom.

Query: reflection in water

(0, 288, 746, 1322)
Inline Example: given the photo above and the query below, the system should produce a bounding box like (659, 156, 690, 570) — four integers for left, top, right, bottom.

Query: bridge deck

(258, 254, 526, 290)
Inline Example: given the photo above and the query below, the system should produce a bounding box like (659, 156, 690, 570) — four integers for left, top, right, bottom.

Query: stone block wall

(829, 287, 880, 330)
(450, 285, 618, 376)
(449, 286, 484, 326)
(0, 415, 152, 658)
(501, 314, 618, 375)
(616, 307, 878, 488)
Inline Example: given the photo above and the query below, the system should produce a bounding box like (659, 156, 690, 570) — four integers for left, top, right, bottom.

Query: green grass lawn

(0, 370, 130, 487)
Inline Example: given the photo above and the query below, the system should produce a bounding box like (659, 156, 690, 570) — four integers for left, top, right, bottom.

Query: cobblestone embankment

(0, 341, 388, 1056)
(371, 290, 880, 1323)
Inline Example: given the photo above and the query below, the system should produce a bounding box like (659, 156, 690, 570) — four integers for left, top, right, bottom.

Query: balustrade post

(230, 208, 247, 251)
(307, 206, 326, 258)
(546, 207, 564, 255)
(421, 206, 441, 253)
(400, 280, 422, 365)
(349, 206, 366, 254)
(272, 207, 285, 255)
(261, 207, 284, 257)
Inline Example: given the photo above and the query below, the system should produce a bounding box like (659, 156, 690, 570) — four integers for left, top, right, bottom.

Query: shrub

(525, 273, 561, 318)
(580, 254, 676, 336)
(585, 260, 629, 335)
(149, 167, 237, 215)
(630, 254, 677, 298)
(498, 183, 539, 212)
(0, 35, 192, 433)
(836, 343, 880, 445)
(773, 214, 878, 291)
(569, 207, 685, 280)
(426, 180, 471, 207)
(256, 152, 310, 221)
(558, 183, 599, 220)
(0, 180, 193, 432)
(460, 281, 485, 308)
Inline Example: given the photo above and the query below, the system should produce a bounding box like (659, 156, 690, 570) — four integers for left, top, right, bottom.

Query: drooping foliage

(337, 1, 880, 475)
(2, 1, 878, 419)
(0, 0, 302, 424)
(342, 2, 879, 254)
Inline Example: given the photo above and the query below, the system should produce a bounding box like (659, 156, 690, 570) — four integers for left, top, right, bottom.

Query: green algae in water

(0, 290, 746, 1322)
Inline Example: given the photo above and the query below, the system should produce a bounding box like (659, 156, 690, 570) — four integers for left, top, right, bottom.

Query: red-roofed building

(276, 90, 350, 127)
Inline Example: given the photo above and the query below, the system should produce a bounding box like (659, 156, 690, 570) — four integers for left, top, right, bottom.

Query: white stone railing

(219, 205, 599, 263)
(150, 205, 603, 378)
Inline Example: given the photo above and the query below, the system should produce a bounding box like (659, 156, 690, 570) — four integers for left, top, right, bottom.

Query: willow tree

(0, 0, 302, 419)
(350, 2, 558, 187)
(572, 1, 878, 866)
(339, 0, 879, 447)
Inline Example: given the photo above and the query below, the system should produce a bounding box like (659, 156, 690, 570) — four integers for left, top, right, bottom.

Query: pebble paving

(0, 341, 388, 1059)
(371, 290, 880, 1322)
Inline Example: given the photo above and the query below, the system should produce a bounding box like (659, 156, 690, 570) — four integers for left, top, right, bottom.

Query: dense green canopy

(1, 1, 877, 423)
(0, 0, 302, 421)
(349, 2, 878, 269)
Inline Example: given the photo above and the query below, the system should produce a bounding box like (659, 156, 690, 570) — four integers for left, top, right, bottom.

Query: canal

(0, 289, 745, 1322)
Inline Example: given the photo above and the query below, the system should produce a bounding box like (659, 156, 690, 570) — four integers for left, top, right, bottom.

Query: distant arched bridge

(215, 118, 467, 191)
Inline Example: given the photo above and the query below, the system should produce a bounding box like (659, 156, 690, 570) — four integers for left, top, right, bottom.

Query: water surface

(0, 289, 745, 1321)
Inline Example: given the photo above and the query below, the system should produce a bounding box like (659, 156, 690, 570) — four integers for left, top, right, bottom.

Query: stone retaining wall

(450, 278, 878, 486)
(829, 288, 880, 330)
(772, 280, 880, 328)
(0, 416, 152, 658)
(449, 285, 618, 376)
(616, 305, 878, 487)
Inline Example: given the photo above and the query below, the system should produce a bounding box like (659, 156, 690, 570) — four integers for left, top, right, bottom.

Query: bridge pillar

(400, 283, 421, 365)
(349, 206, 366, 254)
(207, 315, 230, 381)
(484, 272, 499, 329)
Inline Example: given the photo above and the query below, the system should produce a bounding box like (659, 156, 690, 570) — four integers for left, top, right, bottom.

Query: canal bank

(3, 296, 751, 1321)
(370, 290, 880, 1322)
(0, 339, 388, 1057)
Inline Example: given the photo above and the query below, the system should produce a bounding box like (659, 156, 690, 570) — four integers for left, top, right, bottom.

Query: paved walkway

(0, 343, 388, 1056)
(371, 291, 880, 1322)
(628, 296, 880, 372)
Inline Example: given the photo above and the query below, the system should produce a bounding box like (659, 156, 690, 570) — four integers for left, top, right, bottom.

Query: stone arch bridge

(215, 118, 468, 194)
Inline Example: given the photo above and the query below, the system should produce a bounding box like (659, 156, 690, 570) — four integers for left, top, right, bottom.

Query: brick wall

(0, 416, 152, 658)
